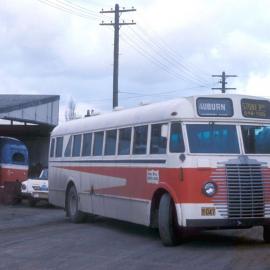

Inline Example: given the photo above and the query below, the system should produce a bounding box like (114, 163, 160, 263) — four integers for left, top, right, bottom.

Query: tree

(65, 98, 78, 121)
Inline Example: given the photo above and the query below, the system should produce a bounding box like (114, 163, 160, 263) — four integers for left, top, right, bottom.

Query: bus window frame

(104, 129, 117, 156)
(241, 123, 270, 155)
(150, 122, 169, 155)
(132, 124, 149, 156)
(72, 134, 83, 158)
(93, 131, 105, 156)
(50, 137, 56, 158)
(168, 121, 185, 154)
(64, 135, 73, 158)
(184, 121, 241, 156)
(55, 136, 64, 158)
(81, 132, 93, 157)
(117, 126, 132, 156)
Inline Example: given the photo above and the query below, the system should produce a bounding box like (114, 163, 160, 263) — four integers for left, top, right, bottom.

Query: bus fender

(150, 183, 183, 227)
(156, 182, 180, 203)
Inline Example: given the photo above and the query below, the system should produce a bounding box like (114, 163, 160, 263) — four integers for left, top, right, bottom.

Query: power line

(37, 0, 101, 20)
(119, 83, 215, 97)
(120, 32, 208, 85)
(37, 0, 211, 88)
(126, 27, 209, 85)
(135, 13, 212, 78)
(70, 80, 217, 107)
(36, 0, 214, 102)
(120, 33, 184, 81)
(61, 0, 103, 17)
(87, 84, 214, 104)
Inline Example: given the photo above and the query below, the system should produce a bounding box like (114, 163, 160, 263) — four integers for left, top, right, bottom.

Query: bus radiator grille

(211, 161, 270, 218)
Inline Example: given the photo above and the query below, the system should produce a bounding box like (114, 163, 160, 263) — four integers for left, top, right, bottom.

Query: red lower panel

(55, 165, 270, 204)
(0, 167, 28, 186)
(56, 166, 215, 203)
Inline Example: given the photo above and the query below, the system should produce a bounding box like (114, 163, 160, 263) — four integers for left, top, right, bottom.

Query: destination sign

(197, 98, 233, 117)
(241, 99, 270, 119)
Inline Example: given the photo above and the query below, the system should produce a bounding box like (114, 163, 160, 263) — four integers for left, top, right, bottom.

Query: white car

(21, 169, 48, 206)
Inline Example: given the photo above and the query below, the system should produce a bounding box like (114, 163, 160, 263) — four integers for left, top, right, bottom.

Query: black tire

(263, 226, 270, 243)
(66, 185, 86, 223)
(12, 197, 22, 205)
(29, 198, 37, 207)
(158, 193, 181, 246)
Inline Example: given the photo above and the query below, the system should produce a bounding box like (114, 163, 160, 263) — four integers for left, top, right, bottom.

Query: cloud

(245, 72, 270, 97)
(1, 0, 270, 116)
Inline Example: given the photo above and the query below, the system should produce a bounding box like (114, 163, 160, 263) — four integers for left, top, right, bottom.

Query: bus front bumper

(186, 218, 270, 228)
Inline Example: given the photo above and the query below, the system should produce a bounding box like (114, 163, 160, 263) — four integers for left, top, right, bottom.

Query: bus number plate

(201, 207, 216, 216)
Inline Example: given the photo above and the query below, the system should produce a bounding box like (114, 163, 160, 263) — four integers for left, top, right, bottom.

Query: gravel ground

(1, 202, 270, 270)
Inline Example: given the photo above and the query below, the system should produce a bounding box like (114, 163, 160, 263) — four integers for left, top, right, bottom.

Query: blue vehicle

(0, 137, 29, 203)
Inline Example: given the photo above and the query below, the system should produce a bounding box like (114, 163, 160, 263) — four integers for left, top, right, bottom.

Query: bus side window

(133, 125, 148, 155)
(93, 131, 104, 156)
(170, 122, 185, 153)
(55, 137, 63, 157)
(64, 136, 72, 157)
(150, 123, 168, 154)
(72, 134, 82, 157)
(82, 133, 92, 156)
(50, 138, 55, 157)
(118, 127, 131, 155)
(105, 130, 117, 155)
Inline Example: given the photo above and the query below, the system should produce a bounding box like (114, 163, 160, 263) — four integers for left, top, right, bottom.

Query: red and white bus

(49, 94, 270, 245)
(0, 137, 28, 202)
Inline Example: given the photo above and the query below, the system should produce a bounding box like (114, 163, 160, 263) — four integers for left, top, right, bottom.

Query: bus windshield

(241, 125, 270, 154)
(187, 124, 240, 154)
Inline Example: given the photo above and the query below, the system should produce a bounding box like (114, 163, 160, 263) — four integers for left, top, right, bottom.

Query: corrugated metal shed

(0, 95, 59, 126)
(0, 94, 60, 174)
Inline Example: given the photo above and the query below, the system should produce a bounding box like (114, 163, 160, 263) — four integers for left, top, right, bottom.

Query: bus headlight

(203, 182, 217, 197)
(21, 184, 26, 190)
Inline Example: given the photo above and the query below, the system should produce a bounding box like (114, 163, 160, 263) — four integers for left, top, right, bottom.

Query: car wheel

(67, 185, 86, 223)
(29, 198, 36, 207)
(158, 193, 182, 246)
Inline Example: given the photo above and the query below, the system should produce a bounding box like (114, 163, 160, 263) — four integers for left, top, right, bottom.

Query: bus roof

(52, 94, 270, 136)
(0, 136, 22, 143)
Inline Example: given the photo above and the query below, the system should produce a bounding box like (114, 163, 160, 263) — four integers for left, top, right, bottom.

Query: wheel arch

(150, 184, 179, 228)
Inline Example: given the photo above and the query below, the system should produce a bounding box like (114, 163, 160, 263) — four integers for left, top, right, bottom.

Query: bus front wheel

(158, 193, 181, 246)
(67, 185, 86, 223)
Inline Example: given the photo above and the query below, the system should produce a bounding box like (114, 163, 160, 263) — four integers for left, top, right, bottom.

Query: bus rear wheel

(158, 193, 181, 246)
(67, 185, 86, 223)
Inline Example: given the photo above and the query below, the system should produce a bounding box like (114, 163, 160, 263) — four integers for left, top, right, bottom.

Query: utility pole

(100, 4, 136, 109)
(212, 71, 237, 93)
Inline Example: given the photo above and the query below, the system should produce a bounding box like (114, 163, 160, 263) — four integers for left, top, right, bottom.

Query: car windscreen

(187, 124, 240, 154)
(241, 125, 270, 154)
(39, 169, 48, 180)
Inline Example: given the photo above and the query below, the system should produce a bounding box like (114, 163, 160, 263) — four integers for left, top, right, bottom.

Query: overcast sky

(1, 0, 270, 121)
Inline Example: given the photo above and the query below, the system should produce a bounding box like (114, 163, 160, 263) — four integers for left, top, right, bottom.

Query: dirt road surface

(1, 203, 270, 270)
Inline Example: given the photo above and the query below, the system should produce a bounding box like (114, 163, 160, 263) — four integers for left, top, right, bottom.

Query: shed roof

(0, 95, 59, 114)
(0, 95, 60, 126)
